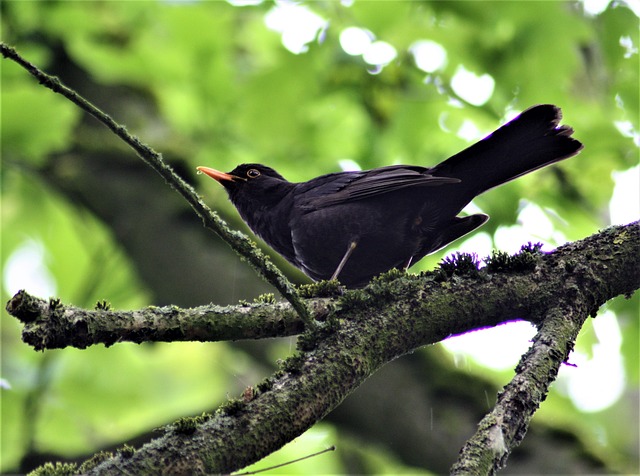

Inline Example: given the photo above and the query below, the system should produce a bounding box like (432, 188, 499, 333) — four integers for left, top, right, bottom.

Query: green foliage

(1, 1, 638, 474)
(1, 78, 79, 163)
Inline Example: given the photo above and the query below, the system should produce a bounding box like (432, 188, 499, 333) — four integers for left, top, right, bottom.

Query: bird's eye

(246, 169, 261, 178)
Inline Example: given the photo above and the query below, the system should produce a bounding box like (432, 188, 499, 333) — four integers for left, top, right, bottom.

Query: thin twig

(233, 446, 336, 475)
(0, 42, 313, 328)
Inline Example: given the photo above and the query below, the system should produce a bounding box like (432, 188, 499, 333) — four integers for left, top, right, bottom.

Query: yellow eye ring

(247, 169, 261, 178)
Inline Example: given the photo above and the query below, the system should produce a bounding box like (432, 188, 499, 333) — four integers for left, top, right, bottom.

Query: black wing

(296, 165, 460, 210)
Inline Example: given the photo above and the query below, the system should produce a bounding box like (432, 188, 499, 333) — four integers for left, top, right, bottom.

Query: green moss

(173, 417, 199, 434)
(371, 268, 405, 284)
(28, 462, 78, 476)
(280, 352, 305, 374)
(254, 293, 276, 304)
(78, 451, 114, 473)
(217, 398, 245, 416)
(116, 444, 135, 458)
(296, 331, 317, 352)
(172, 413, 211, 434)
(297, 308, 340, 350)
(256, 376, 274, 393)
(337, 288, 368, 312)
(94, 299, 111, 310)
(486, 243, 542, 272)
(485, 250, 511, 272)
(298, 280, 343, 298)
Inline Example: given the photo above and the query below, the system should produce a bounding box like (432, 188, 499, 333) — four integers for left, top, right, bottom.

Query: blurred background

(1, 1, 638, 474)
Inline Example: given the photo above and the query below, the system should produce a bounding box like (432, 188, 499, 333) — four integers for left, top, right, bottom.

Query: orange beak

(197, 166, 238, 183)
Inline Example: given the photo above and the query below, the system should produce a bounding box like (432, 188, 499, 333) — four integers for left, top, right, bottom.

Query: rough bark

(7, 221, 639, 474)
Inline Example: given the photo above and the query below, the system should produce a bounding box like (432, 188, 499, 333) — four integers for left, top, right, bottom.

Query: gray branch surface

(6, 294, 309, 349)
(7, 221, 639, 475)
(452, 286, 603, 474)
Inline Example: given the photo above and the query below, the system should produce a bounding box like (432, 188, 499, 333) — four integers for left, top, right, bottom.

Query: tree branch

(0, 41, 313, 328)
(451, 300, 592, 475)
(450, 220, 640, 474)
(8, 222, 639, 474)
(6, 292, 311, 350)
(9, 223, 638, 350)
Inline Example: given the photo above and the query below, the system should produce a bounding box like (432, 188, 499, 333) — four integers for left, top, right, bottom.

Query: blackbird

(198, 104, 582, 288)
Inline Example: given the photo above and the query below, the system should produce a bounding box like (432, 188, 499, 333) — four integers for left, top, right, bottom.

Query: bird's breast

(231, 195, 298, 266)
(289, 197, 424, 285)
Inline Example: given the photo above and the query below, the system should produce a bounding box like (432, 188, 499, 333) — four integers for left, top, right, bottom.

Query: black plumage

(198, 105, 582, 288)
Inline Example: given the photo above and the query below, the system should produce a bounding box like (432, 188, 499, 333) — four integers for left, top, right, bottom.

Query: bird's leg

(402, 256, 413, 269)
(331, 240, 358, 281)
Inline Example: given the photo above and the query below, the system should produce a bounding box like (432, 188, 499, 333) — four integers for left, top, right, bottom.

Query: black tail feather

(433, 105, 583, 199)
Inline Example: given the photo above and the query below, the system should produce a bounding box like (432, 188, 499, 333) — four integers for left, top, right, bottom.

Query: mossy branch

(451, 304, 589, 475)
(0, 42, 313, 328)
(6, 223, 639, 350)
(7, 222, 639, 474)
(6, 292, 311, 350)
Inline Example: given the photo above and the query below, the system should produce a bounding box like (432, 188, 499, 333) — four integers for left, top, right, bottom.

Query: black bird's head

(197, 163, 290, 200)
(197, 163, 295, 238)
